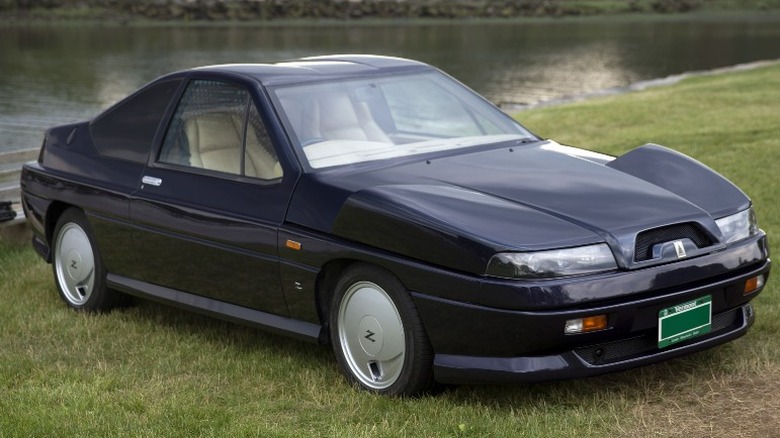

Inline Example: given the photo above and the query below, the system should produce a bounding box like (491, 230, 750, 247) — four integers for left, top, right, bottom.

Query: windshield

(272, 71, 535, 169)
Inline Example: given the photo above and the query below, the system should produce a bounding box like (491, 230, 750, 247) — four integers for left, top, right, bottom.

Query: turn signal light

(744, 275, 765, 295)
(565, 315, 608, 334)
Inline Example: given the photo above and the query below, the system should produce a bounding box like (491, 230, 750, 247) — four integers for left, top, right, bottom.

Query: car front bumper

(431, 302, 755, 384)
(411, 235, 770, 384)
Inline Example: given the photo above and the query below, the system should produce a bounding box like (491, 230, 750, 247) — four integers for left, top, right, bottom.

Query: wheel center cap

(66, 249, 83, 281)
(358, 315, 383, 356)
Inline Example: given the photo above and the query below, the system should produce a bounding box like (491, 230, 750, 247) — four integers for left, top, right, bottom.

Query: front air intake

(634, 223, 714, 262)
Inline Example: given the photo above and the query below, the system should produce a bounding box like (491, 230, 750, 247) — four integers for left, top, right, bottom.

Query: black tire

(329, 263, 434, 396)
(51, 208, 125, 312)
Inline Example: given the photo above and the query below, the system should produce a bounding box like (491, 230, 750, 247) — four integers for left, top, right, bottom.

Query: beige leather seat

(186, 112, 243, 174)
(244, 124, 283, 179)
(185, 111, 282, 180)
(303, 91, 390, 143)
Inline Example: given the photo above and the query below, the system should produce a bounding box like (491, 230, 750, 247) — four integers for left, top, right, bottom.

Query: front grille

(574, 307, 742, 365)
(634, 222, 714, 262)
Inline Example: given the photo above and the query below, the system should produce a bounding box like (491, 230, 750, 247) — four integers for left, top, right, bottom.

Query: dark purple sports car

(20, 55, 770, 396)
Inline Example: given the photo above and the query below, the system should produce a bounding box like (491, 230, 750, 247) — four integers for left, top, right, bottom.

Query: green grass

(2, 62, 780, 437)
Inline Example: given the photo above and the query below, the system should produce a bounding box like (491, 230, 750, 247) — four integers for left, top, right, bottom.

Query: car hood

(286, 141, 750, 274)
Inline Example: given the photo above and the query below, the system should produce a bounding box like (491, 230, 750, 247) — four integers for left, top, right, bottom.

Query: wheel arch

(314, 258, 409, 341)
(314, 259, 356, 339)
(45, 202, 76, 250)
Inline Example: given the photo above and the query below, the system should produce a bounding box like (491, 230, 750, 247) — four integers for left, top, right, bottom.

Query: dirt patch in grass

(626, 371, 780, 437)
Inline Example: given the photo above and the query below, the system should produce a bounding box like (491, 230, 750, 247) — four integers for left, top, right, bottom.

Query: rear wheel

(52, 208, 124, 312)
(330, 264, 434, 396)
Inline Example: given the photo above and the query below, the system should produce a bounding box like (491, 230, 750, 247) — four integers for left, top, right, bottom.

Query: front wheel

(330, 264, 434, 396)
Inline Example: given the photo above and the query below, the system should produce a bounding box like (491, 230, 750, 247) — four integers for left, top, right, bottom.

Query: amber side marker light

(285, 240, 302, 251)
(565, 315, 608, 334)
(744, 275, 765, 295)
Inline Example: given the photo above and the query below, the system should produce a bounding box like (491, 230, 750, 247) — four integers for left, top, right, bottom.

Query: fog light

(745, 303, 755, 319)
(744, 275, 765, 295)
(565, 315, 608, 334)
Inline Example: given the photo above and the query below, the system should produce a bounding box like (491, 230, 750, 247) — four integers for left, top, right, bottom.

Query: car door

(128, 77, 295, 316)
(85, 78, 183, 277)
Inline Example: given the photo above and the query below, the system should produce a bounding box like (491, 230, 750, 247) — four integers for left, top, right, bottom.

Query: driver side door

(128, 77, 293, 315)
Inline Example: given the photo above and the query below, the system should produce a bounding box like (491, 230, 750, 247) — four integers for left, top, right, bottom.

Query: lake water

(2, 14, 780, 153)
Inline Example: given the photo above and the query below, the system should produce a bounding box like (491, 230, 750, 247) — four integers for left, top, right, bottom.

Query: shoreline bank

(2, 9, 779, 27)
(505, 58, 780, 112)
(2, 0, 779, 23)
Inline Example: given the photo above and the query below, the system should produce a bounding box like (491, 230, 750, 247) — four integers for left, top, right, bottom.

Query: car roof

(186, 54, 434, 86)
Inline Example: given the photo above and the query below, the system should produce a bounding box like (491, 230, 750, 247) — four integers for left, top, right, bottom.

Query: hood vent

(634, 223, 714, 262)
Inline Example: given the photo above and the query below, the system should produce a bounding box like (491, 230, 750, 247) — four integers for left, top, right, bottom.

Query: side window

(159, 80, 282, 180)
(91, 79, 181, 163)
(160, 80, 248, 175)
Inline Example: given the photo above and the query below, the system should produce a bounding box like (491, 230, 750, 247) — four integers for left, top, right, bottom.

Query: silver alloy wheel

(54, 222, 96, 306)
(337, 280, 406, 390)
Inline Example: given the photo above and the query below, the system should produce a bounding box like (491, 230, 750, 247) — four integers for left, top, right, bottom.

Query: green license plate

(658, 295, 712, 349)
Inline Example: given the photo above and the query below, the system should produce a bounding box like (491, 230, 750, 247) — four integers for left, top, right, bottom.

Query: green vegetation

(2, 62, 779, 437)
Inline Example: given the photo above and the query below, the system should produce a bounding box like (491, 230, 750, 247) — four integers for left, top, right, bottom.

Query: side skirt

(107, 274, 324, 343)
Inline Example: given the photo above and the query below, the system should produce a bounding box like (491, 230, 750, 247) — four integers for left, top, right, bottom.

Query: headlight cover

(716, 207, 758, 244)
(486, 243, 618, 279)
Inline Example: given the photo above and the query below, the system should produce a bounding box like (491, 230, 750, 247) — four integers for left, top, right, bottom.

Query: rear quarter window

(90, 79, 182, 163)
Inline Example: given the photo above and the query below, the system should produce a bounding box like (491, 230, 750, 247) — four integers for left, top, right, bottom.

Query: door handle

(142, 176, 162, 187)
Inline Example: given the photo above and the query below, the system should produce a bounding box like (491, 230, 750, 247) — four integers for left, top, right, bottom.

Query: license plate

(658, 295, 712, 349)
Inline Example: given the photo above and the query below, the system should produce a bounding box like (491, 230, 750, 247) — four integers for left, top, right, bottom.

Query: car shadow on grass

(121, 294, 743, 404)
(121, 297, 337, 365)
(445, 346, 731, 398)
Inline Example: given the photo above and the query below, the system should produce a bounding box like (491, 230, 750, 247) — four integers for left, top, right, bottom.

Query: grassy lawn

(2, 63, 779, 437)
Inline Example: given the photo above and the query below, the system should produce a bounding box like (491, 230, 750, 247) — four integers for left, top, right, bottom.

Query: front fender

(607, 143, 751, 218)
(331, 184, 601, 275)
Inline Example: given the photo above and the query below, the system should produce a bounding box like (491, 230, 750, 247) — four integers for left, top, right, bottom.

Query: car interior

(183, 110, 283, 180)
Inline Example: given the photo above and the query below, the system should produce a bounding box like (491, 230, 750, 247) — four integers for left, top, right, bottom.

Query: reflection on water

(2, 15, 780, 152)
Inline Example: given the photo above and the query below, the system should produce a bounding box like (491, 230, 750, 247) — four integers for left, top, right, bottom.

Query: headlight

(486, 243, 617, 279)
(716, 207, 758, 244)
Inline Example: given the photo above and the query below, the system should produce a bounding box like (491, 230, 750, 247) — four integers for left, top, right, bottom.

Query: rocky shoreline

(1, 0, 705, 21)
